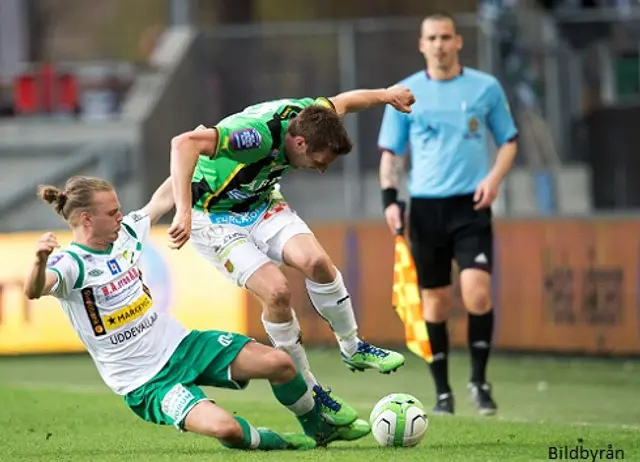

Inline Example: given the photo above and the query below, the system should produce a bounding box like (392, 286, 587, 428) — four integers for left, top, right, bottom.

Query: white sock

(305, 269, 360, 357)
(282, 389, 315, 416)
(262, 310, 319, 391)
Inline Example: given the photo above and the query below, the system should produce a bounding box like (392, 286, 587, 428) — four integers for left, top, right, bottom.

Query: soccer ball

(369, 393, 428, 447)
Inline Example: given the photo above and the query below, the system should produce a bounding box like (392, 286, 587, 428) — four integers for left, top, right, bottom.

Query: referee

(377, 12, 518, 416)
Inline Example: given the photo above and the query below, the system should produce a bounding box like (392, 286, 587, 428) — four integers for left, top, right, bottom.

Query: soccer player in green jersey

(167, 86, 416, 434)
(24, 175, 358, 451)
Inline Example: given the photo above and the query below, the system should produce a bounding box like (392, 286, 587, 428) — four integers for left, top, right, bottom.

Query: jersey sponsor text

(109, 311, 159, 345)
(104, 294, 152, 330)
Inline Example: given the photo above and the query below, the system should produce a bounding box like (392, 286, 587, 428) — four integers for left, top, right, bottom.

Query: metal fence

(479, 7, 640, 166)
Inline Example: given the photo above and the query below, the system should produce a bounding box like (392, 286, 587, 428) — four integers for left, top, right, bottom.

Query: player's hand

(35, 233, 60, 263)
(385, 85, 416, 113)
(168, 210, 191, 250)
(384, 203, 404, 235)
(473, 175, 500, 210)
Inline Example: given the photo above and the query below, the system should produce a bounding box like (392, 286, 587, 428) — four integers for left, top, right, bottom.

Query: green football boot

(312, 384, 358, 426)
(342, 341, 406, 374)
(314, 418, 372, 447)
(278, 432, 318, 450)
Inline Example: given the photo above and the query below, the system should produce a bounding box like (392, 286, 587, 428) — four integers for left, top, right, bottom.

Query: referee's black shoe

(432, 392, 454, 415)
(468, 382, 497, 416)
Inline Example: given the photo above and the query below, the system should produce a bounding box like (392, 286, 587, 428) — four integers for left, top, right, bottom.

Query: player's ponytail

(38, 185, 68, 218)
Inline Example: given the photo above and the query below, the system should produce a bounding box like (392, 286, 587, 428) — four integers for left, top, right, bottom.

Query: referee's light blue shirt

(378, 67, 518, 198)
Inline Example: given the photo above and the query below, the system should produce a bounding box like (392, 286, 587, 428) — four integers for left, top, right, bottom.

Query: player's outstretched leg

(171, 336, 318, 451)
(230, 340, 370, 446)
(283, 235, 405, 374)
(248, 263, 359, 426)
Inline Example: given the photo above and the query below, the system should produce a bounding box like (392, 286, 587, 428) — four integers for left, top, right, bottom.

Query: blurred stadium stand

(3, 0, 640, 232)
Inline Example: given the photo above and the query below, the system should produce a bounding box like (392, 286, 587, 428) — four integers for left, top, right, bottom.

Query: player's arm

(170, 125, 218, 218)
(486, 81, 519, 184)
(24, 233, 77, 300)
(329, 85, 416, 117)
(24, 257, 57, 300)
(141, 176, 174, 225)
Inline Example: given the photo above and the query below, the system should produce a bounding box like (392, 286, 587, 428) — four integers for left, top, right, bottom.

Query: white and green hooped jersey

(46, 210, 189, 395)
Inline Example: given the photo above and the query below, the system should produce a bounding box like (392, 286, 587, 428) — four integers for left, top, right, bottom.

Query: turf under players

(378, 13, 518, 416)
(167, 86, 416, 427)
(24, 175, 364, 450)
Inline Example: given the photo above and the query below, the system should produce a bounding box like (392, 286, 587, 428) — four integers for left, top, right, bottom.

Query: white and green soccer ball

(369, 393, 429, 447)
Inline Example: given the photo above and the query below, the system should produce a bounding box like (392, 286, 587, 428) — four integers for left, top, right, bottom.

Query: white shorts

(190, 197, 312, 287)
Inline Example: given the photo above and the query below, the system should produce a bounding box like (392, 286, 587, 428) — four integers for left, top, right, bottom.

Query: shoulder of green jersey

(313, 97, 336, 111)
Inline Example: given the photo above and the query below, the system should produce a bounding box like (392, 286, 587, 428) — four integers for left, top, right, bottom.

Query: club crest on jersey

(107, 259, 122, 275)
(123, 250, 135, 264)
(230, 128, 262, 150)
(465, 116, 481, 139)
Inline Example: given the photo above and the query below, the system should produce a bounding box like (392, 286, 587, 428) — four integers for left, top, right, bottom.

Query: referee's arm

(486, 81, 519, 183)
(474, 81, 519, 210)
(378, 104, 410, 233)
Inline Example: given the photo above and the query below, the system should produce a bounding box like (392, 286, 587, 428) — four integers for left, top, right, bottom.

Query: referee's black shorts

(408, 194, 493, 289)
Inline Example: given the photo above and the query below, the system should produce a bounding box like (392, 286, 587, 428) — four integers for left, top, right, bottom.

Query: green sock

(220, 416, 289, 450)
(271, 372, 325, 435)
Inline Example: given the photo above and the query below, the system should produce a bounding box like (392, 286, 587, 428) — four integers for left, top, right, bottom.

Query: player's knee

(422, 289, 451, 322)
(209, 415, 243, 442)
(302, 252, 335, 283)
(266, 349, 297, 382)
(263, 281, 291, 311)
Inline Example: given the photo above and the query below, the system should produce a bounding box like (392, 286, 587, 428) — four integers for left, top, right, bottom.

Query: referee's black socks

(424, 321, 451, 395)
(468, 309, 494, 384)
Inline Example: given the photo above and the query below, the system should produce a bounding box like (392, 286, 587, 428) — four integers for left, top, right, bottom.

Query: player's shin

(305, 269, 360, 357)
(262, 310, 318, 390)
(263, 309, 359, 427)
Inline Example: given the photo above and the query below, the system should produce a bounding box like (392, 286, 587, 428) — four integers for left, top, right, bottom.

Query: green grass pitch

(1, 349, 638, 461)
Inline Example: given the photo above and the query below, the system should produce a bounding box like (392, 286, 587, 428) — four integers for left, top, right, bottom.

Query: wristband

(381, 188, 398, 210)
